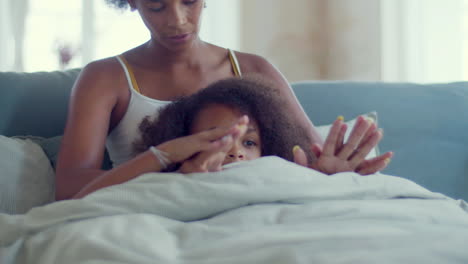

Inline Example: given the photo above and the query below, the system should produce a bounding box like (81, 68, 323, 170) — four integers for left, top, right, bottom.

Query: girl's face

(128, 0, 204, 50)
(190, 104, 262, 165)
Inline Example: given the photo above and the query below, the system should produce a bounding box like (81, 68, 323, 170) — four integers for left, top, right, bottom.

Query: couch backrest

(0, 69, 81, 137)
(1, 70, 467, 201)
(292, 81, 468, 201)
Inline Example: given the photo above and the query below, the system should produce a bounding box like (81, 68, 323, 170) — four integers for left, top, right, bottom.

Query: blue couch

(1, 70, 467, 201)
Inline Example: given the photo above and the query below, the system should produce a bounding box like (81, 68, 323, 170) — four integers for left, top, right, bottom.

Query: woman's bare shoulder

(233, 51, 287, 85)
(79, 57, 122, 81)
(231, 51, 274, 72)
(74, 56, 126, 94)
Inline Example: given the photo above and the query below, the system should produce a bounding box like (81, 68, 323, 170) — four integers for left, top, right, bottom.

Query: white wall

(324, 0, 382, 81)
(239, 0, 382, 82)
(0, 0, 13, 71)
(239, 0, 466, 82)
(381, 0, 465, 83)
(240, 0, 327, 82)
(201, 0, 240, 50)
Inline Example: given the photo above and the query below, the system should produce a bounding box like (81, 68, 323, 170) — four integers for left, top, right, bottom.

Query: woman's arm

(73, 120, 245, 198)
(55, 60, 122, 200)
(56, 59, 170, 200)
(72, 150, 164, 199)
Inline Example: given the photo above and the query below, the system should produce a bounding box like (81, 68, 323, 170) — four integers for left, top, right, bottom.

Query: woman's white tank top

(105, 50, 242, 167)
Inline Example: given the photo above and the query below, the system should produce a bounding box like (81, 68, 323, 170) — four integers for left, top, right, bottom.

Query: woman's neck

(144, 38, 208, 67)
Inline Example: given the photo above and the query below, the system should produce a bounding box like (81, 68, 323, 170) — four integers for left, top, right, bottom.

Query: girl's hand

(156, 116, 249, 172)
(294, 116, 393, 175)
(178, 117, 249, 173)
(178, 140, 232, 173)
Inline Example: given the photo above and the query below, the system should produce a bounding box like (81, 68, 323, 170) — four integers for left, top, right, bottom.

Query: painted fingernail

(384, 158, 391, 165)
(337, 116, 344, 121)
(221, 135, 231, 143)
(293, 145, 302, 153)
(365, 116, 374, 124)
(237, 124, 247, 130)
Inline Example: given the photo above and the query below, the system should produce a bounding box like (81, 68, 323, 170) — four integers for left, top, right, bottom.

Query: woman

(56, 0, 392, 200)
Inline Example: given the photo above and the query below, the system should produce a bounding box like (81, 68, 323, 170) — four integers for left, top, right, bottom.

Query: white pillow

(316, 112, 380, 159)
(0, 135, 55, 214)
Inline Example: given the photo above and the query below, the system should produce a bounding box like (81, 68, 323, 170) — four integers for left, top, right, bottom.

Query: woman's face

(190, 104, 262, 165)
(128, 0, 204, 50)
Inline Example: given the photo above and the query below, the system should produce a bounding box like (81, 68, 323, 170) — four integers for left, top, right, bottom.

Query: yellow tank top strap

(228, 49, 242, 77)
(117, 55, 142, 94)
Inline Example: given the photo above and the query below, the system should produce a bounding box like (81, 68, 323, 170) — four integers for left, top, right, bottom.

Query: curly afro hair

(133, 77, 315, 171)
(105, 0, 129, 9)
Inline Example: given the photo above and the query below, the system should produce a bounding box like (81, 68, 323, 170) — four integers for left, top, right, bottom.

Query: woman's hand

(294, 116, 393, 175)
(156, 116, 248, 172)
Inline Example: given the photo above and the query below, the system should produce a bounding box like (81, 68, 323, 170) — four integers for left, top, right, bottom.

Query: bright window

(24, 1, 149, 72)
(464, 0, 468, 79)
(24, 0, 83, 71)
(92, 2, 150, 63)
(22, 0, 239, 72)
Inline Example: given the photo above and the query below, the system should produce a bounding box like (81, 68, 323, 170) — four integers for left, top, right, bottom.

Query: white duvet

(1, 156, 468, 264)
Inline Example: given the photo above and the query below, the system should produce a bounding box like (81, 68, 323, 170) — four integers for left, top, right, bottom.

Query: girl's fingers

(322, 117, 344, 156)
(311, 143, 322, 160)
(337, 116, 370, 160)
(180, 141, 233, 174)
(357, 120, 377, 150)
(158, 122, 239, 163)
(335, 122, 347, 154)
(201, 115, 249, 141)
(349, 128, 383, 168)
(356, 151, 393, 175)
(189, 115, 248, 152)
(293, 145, 308, 167)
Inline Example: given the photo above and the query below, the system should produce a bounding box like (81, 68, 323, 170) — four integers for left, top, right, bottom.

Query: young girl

(132, 77, 316, 172)
(134, 72, 395, 175)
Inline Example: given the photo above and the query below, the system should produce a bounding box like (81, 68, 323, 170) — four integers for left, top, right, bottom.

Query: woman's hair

(105, 0, 129, 9)
(133, 77, 315, 169)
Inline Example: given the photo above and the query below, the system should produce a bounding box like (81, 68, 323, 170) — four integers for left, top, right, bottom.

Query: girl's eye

(243, 140, 258, 148)
(183, 0, 198, 5)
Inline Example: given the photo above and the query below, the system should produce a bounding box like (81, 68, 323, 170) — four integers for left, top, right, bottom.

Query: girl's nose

(228, 147, 245, 160)
(228, 153, 244, 159)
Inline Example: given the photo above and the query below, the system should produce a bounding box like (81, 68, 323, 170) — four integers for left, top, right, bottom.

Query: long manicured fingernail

(337, 116, 344, 121)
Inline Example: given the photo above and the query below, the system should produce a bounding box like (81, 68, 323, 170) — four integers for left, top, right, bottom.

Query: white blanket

(1, 156, 468, 264)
